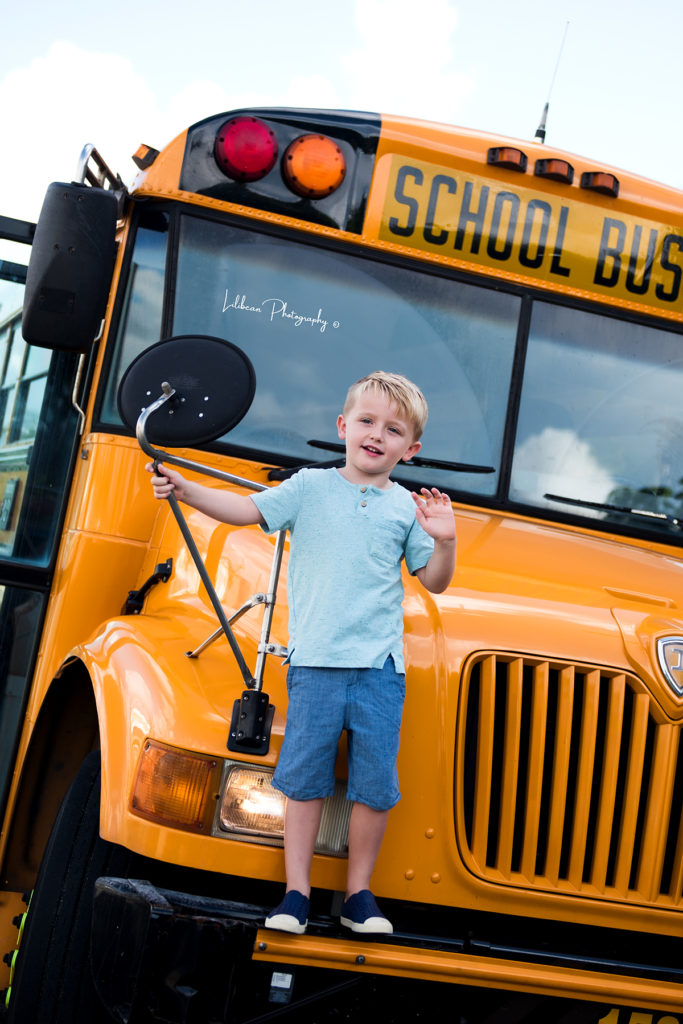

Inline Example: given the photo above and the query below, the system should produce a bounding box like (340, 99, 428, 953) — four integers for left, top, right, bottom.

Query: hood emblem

(657, 636, 683, 697)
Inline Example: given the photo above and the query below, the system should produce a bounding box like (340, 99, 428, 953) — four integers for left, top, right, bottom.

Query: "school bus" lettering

(388, 165, 571, 278)
(376, 156, 683, 316)
(594, 217, 683, 300)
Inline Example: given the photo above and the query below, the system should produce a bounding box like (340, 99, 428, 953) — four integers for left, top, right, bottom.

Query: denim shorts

(272, 656, 406, 811)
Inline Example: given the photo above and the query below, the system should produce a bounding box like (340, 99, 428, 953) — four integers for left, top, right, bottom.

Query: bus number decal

(598, 1012, 680, 1024)
(378, 155, 683, 314)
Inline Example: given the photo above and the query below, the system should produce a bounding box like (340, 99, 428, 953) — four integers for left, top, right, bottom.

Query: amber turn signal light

(132, 740, 220, 832)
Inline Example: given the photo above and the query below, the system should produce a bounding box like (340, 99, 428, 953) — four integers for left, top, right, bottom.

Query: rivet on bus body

(404, 869, 415, 880)
(431, 873, 441, 884)
(425, 828, 435, 839)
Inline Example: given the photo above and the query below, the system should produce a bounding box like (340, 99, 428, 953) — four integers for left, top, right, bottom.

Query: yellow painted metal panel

(568, 670, 601, 886)
(254, 931, 683, 1013)
(590, 675, 625, 890)
(637, 725, 679, 901)
(496, 657, 523, 877)
(521, 662, 548, 880)
(471, 656, 495, 867)
(614, 694, 650, 895)
(545, 665, 575, 884)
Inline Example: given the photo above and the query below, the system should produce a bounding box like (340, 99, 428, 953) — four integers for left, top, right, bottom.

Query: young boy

(148, 371, 456, 935)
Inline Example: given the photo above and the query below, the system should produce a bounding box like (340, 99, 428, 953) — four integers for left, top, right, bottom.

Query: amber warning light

(282, 133, 346, 198)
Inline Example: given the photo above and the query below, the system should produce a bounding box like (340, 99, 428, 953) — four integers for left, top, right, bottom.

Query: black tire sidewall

(6, 751, 134, 1023)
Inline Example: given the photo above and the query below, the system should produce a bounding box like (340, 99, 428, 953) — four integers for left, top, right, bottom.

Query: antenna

(535, 21, 570, 143)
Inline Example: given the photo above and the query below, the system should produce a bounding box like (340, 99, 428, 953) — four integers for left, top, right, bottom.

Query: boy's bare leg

(345, 802, 389, 897)
(283, 796, 324, 896)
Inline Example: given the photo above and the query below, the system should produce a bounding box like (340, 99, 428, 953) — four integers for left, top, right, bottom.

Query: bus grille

(457, 653, 683, 907)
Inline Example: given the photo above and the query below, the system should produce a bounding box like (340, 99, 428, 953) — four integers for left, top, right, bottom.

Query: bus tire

(5, 750, 136, 1024)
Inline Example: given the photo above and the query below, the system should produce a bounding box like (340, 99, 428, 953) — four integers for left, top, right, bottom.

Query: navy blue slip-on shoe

(264, 890, 309, 934)
(340, 890, 393, 934)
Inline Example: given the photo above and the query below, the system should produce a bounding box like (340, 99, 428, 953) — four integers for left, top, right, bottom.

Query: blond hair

(343, 371, 428, 440)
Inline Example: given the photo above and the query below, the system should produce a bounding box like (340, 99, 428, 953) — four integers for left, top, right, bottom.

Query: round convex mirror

(117, 335, 256, 446)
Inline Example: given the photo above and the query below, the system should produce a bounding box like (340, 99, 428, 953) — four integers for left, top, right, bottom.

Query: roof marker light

(132, 144, 160, 171)
(580, 171, 619, 197)
(214, 117, 278, 182)
(534, 158, 574, 184)
(487, 147, 528, 172)
(282, 134, 346, 198)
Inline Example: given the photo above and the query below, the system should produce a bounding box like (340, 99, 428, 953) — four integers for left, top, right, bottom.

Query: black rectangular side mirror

(22, 182, 118, 351)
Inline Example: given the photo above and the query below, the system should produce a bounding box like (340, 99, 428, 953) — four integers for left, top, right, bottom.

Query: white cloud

(163, 80, 273, 141)
(511, 427, 616, 511)
(342, 0, 474, 123)
(280, 74, 339, 110)
(0, 41, 343, 230)
(0, 42, 161, 221)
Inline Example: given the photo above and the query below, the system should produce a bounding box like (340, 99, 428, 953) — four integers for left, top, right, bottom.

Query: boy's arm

(412, 488, 457, 594)
(147, 463, 264, 526)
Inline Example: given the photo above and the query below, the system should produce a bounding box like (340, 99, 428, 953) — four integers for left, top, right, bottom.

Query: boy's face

(337, 390, 421, 486)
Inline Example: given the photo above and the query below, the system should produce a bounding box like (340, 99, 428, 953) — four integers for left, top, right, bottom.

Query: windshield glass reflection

(171, 216, 521, 496)
(511, 303, 683, 533)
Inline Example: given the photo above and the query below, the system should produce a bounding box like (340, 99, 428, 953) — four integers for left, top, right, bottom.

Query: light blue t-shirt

(251, 468, 435, 671)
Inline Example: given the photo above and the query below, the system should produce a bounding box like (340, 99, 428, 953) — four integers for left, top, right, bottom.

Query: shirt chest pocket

(369, 521, 406, 566)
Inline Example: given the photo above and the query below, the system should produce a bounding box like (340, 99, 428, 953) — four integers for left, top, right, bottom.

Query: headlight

(215, 761, 351, 856)
(131, 742, 352, 856)
(217, 765, 286, 839)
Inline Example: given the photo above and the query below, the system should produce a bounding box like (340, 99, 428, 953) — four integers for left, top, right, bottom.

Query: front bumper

(91, 878, 683, 1023)
(91, 878, 262, 1023)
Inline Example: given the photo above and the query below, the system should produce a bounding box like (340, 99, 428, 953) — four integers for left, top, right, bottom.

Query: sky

(0, 0, 681, 240)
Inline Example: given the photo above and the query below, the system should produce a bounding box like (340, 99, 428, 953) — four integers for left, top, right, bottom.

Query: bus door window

(0, 333, 79, 565)
(0, 233, 85, 811)
(0, 584, 45, 811)
(99, 209, 169, 424)
(0, 330, 50, 450)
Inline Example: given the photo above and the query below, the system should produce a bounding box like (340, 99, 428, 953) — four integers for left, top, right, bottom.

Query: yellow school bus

(0, 108, 682, 1023)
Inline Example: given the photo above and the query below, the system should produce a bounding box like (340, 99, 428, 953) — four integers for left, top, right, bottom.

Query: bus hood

(427, 507, 683, 717)
(453, 507, 682, 610)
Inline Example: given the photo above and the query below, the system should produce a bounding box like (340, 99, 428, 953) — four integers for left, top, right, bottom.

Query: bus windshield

(101, 209, 683, 538)
(511, 304, 683, 529)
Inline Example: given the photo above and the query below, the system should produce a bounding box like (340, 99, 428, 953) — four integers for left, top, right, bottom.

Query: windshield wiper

(545, 493, 682, 531)
(307, 439, 495, 474)
(267, 456, 344, 481)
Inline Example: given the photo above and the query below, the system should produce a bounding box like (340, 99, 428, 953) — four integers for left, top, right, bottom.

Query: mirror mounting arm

(136, 389, 267, 494)
(137, 390, 258, 691)
(125, 337, 277, 755)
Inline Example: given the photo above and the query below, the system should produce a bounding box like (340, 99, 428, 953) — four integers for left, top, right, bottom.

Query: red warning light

(214, 117, 278, 182)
